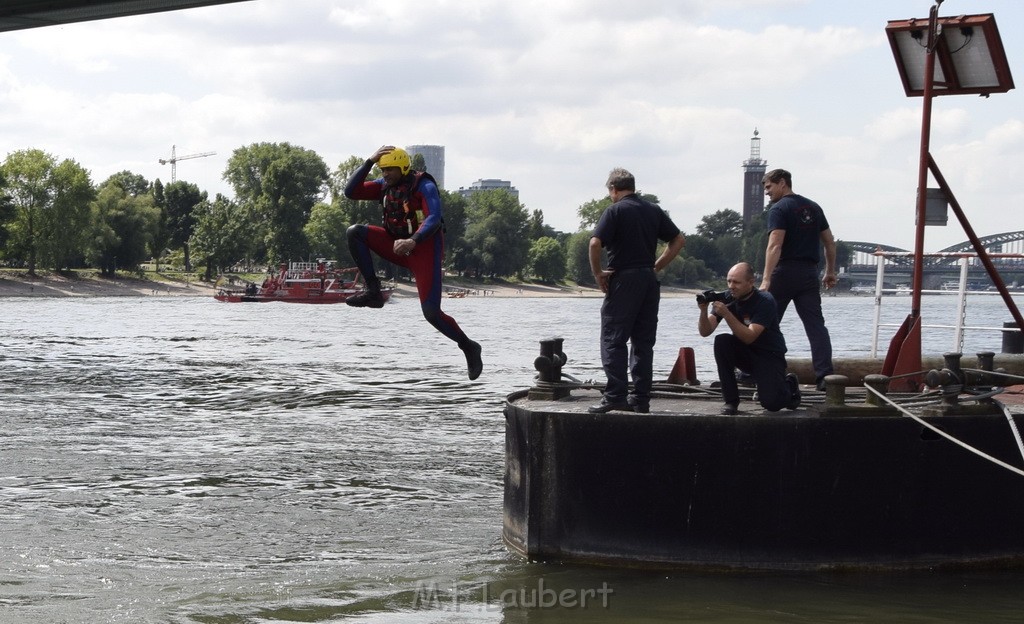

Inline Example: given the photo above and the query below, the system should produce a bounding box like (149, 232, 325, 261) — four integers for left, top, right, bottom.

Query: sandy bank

(0, 271, 215, 298)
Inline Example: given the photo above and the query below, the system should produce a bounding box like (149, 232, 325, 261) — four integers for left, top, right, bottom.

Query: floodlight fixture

(886, 12, 1014, 97)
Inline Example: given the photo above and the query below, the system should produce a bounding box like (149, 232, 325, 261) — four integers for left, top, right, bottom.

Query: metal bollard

(823, 374, 848, 407)
(530, 338, 572, 400)
(863, 374, 890, 407)
(974, 351, 995, 394)
(534, 337, 567, 384)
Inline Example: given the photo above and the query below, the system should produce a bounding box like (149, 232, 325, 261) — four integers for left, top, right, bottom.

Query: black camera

(696, 289, 732, 305)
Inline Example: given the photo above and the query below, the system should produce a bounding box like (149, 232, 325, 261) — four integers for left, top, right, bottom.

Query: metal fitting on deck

(534, 338, 567, 383)
(863, 374, 891, 407)
(823, 375, 849, 406)
(925, 352, 965, 406)
(530, 338, 573, 400)
(971, 351, 996, 399)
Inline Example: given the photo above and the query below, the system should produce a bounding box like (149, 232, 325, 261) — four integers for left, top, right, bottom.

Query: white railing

(865, 251, 1024, 358)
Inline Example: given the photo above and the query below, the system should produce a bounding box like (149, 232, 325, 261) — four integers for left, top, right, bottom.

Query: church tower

(741, 129, 767, 228)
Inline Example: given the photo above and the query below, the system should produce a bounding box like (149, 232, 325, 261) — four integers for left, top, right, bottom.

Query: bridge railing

(866, 251, 1024, 358)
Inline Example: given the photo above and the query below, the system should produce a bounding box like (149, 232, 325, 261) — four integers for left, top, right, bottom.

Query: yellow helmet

(378, 148, 411, 175)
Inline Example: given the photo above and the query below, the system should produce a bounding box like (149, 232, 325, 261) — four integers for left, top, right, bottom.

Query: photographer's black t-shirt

(717, 289, 787, 355)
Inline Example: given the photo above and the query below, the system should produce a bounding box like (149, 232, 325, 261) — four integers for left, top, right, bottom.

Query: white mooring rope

(863, 384, 1024, 479)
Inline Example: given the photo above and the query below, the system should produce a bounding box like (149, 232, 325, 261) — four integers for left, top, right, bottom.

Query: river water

(2, 292, 1024, 623)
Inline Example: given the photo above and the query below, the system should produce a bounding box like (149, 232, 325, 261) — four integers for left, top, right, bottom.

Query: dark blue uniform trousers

(600, 268, 660, 406)
(770, 260, 834, 382)
(714, 333, 790, 411)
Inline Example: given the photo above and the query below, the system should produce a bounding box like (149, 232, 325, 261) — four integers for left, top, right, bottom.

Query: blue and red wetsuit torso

(345, 165, 443, 243)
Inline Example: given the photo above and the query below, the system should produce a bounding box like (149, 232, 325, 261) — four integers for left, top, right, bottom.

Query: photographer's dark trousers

(600, 268, 660, 408)
(769, 260, 833, 383)
(713, 333, 790, 411)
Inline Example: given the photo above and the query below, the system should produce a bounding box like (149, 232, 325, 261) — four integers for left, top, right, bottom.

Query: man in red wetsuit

(344, 145, 483, 380)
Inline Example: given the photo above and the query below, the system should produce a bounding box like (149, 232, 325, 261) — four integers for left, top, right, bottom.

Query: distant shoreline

(0, 270, 701, 299)
(0, 270, 215, 298)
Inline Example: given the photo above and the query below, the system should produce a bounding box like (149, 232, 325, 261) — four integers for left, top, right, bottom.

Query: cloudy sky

(1, 0, 1021, 251)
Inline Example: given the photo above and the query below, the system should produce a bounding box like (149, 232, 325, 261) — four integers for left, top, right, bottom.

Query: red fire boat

(214, 260, 393, 304)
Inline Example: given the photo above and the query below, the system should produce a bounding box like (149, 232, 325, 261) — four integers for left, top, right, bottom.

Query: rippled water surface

(2, 293, 1024, 623)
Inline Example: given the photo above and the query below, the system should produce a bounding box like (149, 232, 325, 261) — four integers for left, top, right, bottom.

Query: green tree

(565, 231, 595, 286)
(190, 194, 246, 280)
(223, 142, 329, 262)
(528, 236, 567, 283)
(714, 235, 743, 273)
(304, 200, 349, 262)
(43, 159, 94, 271)
(741, 211, 769, 274)
(463, 189, 530, 278)
(577, 197, 610, 230)
(0, 150, 95, 274)
(669, 255, 715, 287)
(105, 171, 150, 197)
(439, 190, 469, 275)
(0, 171, 16, 252)
(87, 176, 159, 276)
(696, 209, 743, 240)
(163, 181, 207, 272)
(151, 179, 170, 270)
(527, 208, 557, 241)
(1, 149, 56, 274)
(410, 152, 427, 173)
(684, 234, 728, 278)
(330, 155, 380, 230)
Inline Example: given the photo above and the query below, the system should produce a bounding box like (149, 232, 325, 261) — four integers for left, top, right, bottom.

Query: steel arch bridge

(846, 231, 1024, 268)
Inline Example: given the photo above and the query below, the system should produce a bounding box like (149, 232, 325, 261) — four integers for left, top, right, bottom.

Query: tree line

(0, 142, 850, 288)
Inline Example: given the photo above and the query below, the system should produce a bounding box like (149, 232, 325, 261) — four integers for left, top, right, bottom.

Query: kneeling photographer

(697, 262, 800, 415)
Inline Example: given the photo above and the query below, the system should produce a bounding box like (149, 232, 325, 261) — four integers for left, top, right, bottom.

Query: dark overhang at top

(0, 0, 253, 33)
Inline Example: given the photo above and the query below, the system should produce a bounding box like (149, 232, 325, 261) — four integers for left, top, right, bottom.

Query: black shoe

(346, 289, 385, 308)
(628, 398, 650, 414)
(786, 373, 802, 410)
(589, 400, 632, 414)
(462, 340, 483, 380)
(721, 403, 739, 416)
(815, 377, 827, 392)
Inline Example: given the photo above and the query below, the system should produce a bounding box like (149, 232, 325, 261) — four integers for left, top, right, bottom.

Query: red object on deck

(883, 313, 922, 392)
(667, 347, 698, 385)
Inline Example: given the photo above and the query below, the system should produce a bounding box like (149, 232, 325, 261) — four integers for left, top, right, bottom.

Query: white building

(457, 178, 520, 200)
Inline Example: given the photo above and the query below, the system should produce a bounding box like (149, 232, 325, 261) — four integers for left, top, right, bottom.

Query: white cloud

(0, 0, 1020, 252)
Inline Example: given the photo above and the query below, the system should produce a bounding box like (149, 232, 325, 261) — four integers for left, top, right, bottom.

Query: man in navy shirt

(589, 168, 685, 414)
(760, 168, 836, 390)
(699, 262, 801, 415)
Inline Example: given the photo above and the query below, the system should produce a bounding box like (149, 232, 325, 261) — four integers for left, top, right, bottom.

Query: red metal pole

(911, 3, 940, 317)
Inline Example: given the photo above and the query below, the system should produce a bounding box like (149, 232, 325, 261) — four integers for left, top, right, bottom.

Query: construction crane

(158, 145, 215, 183)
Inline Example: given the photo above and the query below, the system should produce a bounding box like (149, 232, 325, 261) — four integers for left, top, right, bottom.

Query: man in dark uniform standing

(759, 168, 836, 390)
(589, 168, 685, 414)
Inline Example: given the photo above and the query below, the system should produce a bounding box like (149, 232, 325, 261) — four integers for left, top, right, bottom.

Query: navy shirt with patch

(766, 194, 829, 263)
